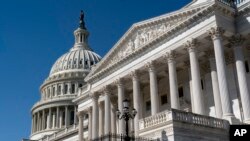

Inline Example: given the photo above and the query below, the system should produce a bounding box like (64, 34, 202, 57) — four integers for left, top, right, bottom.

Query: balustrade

(139, 109, 229, 131)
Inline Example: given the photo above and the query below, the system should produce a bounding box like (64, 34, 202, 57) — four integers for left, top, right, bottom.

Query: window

(79, 59, 82, 65)
(201, 79, 204, 89)
(178, 87, 184, 98)
(85, 60, 88, 65)
(146, 101, 151, 111)
(64, 85, 68, 94)
(79, 83, 83, 88)
(90, 61, 94, 65)
(58, 86, 61, 94)
(70, 111, 74, 125)
(53, 87, 55, 96)
(72, 84, 75, 94)
(161, 95, 168, 105)
(80, 34, 83, 42)
(245, 60, 249, 73)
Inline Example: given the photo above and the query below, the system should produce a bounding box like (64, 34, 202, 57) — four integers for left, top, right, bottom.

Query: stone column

(206, 51, 223, 118)
(42, 110, 45, 130)
(55, 84, 58, 96)
(48, 108, 51, 129)
(145, 61, 160, 115)
(33, 114, 36, 132)
(103, 87, 111, 135)
(230, 35, 250, 123)
(185, 39, 205, 115)
(52, 113, 56, 128)
(37, 112, 40, 131)
(209, 27, 236, 123)
(88, 108, 92, 140)
(65, 106, 69, 127)
(31, 115, 34, 133)
(78, 112, 84, 141)
(50, 86, 53, 98)
(74, 106, 77, 125)
(91, 93, 99, 139)
(68, 82, 72, 94)
(166, 51, 180, 110)
(59, 111, 63, 128)
(130, 71, 141, 136)
(98, 102, 104, 136)
(111, 103, 117, 134)
(184, 61, 194, 112)
(116, 79, 125, 135)
(56, 107, 59, 128)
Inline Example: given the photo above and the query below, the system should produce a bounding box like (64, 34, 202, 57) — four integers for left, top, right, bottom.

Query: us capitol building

(29, 0, 250, 141)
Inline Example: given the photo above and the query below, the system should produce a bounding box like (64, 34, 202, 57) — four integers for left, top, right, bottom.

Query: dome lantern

(72, 10, 91, 51)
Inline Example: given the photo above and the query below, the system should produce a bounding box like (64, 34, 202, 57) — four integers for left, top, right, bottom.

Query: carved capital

(114, 78, 124, 87)
(184, 39, 198, 53)
(208, 27, 224, 40)
(145, 61, 156, 71)
(164, 50, 176, 62)
(130, 70, 139, 80)
(101, 86, 111, 96)
(229, 34, 245, 47)
(90, 92, 99, 101)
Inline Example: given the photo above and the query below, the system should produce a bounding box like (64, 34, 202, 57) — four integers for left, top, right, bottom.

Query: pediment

(85, 2, 212, 81)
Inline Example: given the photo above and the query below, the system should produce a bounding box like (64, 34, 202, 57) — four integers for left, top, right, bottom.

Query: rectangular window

(58, 86, 61, 94)
(72, 84, 75, 94)
(201, 79, 204, 89)
(64, 85, 68, 94)
(178, 87, 184, 97)
(146, 101, 151, 111)
(161, 95, 168, 105)
(245, 60, 249, 73)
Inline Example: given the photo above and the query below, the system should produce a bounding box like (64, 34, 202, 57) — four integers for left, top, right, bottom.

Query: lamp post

(116, 99, 137, 141)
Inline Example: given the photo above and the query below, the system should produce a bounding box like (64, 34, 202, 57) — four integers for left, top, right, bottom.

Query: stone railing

(172, 109, 229, 129)
(139, 110, 172, 130)
(39, 124, 79, 141)
(139, 109, 229, 131)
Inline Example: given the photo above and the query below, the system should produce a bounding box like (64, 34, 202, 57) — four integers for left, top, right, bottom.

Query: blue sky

(0, 0, 190, 140)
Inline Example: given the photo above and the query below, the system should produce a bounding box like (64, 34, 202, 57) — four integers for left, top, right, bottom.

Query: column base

(223, 114, 240, 124)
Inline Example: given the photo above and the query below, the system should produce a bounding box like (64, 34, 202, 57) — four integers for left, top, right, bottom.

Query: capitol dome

(30, 11, 101, 140)
(49, 47, 101, 76)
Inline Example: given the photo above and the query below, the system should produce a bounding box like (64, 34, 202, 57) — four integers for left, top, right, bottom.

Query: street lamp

(116, 99, 137, 141)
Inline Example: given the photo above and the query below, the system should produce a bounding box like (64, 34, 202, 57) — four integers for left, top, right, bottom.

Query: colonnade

(42, 82, 82, 100)
(31, 105, 77, 134)
(77, 27, 250, 141)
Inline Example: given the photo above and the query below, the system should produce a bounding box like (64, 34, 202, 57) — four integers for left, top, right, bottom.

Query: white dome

(49, 48, 101, 76)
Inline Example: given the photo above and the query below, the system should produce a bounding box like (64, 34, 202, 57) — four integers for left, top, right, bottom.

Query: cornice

(31, 96, 76, 113)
